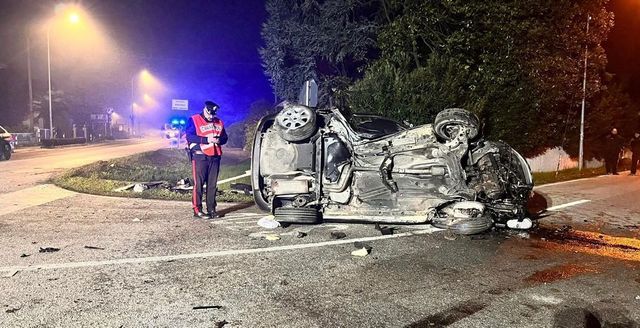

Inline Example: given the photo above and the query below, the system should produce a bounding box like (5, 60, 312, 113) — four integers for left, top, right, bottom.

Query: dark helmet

(204, 100, 219, 115)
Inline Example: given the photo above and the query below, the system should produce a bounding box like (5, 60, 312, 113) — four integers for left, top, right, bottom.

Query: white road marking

(0, 184, 76, 216)
(0, 228, 441, 274)
(546, 199, 591, 211)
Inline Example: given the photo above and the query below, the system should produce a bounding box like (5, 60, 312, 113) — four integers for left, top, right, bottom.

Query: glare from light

(69, 12, 80, 24)
(143, 94, 152, 102)
(132, 102, 138, 108)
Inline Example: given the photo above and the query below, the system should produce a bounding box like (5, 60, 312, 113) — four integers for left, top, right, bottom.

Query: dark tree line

(261, 0, 638, 157)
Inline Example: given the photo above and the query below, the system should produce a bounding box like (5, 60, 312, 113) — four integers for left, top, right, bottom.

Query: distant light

(171, 119, 179, 125)
(132, 102, 138, 107)
(179, 119, 186, 125)
(68, 12, 80, 24)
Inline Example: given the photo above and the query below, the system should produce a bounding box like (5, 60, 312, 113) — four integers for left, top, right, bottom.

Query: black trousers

(631, 152, 639, 174)
(605, 153, 619, 174)
(191, 154, 221, 213)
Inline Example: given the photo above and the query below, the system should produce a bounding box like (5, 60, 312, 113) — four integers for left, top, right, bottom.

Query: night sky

(0, 0, 639, 130)
(0, 0, 273, 129)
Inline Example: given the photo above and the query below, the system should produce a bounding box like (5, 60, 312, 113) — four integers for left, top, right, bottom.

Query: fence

(526, 147, 603, 172)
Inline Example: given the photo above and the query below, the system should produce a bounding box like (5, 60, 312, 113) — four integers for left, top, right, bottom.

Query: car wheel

(431, 216, 493, 235)
(434, 108, 480, 141)
(275, 104, 317, 142)
(0, 141, 10, 161)
(274, 207, 321, 224)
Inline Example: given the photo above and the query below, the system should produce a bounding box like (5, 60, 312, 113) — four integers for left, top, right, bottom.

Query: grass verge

(533, 166, 606, 186)
(52, 148, 253, 203)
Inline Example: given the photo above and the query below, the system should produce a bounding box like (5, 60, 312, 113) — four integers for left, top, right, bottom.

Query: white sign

(172, 99, 189, 111)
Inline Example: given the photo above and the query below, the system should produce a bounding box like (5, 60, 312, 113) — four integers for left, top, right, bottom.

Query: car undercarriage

(251, 104, 534, 234)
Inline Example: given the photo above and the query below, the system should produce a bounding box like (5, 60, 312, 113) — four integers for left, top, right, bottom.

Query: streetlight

(578, 15, 591, 171)
(130, 69, 149, 136)
(45, 6, 81, 139)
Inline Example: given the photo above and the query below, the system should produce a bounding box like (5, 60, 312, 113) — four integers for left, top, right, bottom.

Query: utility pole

(47, 27, 53, 138)
(578, 15, 591, 171)
(26, 35, 34, 131)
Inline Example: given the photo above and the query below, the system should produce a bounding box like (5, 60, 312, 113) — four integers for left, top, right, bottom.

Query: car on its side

(0, 125, 15, 161)
(251, 103, 534, 234)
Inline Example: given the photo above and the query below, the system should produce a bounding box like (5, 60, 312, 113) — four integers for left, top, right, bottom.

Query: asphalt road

(0, 138, 166, 193)
(1, 162, 640, 326)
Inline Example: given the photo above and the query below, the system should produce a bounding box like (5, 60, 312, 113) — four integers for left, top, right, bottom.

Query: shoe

(193, 211, 211, 219)
(207, 212, 224, 219)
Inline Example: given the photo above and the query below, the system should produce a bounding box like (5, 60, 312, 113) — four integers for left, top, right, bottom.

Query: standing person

(185, 101, 228, 219)
(629, 132, 640, 176)
(604, 127, 623, 175)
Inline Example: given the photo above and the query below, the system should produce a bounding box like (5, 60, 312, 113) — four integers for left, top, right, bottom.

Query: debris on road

(20, 253, 29, 258)
(2, 270, 19, 278)
(192, 305, 223, 310)
(39, 247, 60, 253)
(265, 234, 281, 241)
(84, 245, 105, 250)
(635, 295, 640, 301)
(173, 178, 193, 191)
(5, 305, 21, 313)
(331, 231, 347, 239)
(132, 218, 142, 222)
(114, 183, 136, 192)
(374, 223, 395, 235)
(229, 183, 252, 195)
(354, 241, 372, 251)
(351, 248, 370, 257)
(257, 216, 280, 229)
(215, 320, 229, 328)
(133, 183, 149, 192)
(296, 231, 307, 238)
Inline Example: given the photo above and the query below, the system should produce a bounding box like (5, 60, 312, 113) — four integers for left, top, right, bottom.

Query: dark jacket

(630, 136, 640, 153)
(185, 113, 228, 152)
(604, 132, 624, 155)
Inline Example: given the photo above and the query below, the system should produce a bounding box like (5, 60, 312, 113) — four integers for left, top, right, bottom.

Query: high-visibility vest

(191, 114, 224, 156)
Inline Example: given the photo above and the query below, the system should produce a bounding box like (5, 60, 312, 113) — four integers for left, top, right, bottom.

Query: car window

(349, 115, 407, 139)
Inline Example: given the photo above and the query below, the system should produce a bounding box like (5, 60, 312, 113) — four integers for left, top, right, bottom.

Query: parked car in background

(0, 125, 15, 160)
(251, 103, 534, 235)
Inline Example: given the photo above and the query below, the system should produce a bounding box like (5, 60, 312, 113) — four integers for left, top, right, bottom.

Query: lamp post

(578, 15, 591, 171)
(130, 75, 135, 136)
(46, 27, 53, 138)
(44, 8, 81, 139)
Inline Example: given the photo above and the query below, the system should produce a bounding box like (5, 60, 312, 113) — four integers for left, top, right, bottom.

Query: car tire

(275, 104, 317, 142)
(431, 215, 493, 235)
(274, 207, 321, 224)
(0, 141, 10, 161)
(434, 108, 480, 141)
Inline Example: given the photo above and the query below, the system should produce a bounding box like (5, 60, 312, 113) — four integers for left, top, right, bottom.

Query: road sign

(90, 114, 108, 122)
(172, 99, 189, 111)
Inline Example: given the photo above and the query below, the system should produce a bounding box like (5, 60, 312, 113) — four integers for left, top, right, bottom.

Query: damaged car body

(251, 103, 534, 234)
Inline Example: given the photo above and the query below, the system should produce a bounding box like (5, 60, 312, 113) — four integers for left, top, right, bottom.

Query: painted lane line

(0, 184, 76, 217)
(0, 228, 441, 273)
(546, 199, 591, 211)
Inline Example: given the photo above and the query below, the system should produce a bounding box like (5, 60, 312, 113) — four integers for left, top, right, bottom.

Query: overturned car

(251, 103, 534, 234)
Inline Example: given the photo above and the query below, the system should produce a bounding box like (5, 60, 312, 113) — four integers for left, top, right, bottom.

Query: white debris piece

(265, 234, 281, 241)
(351, 248, 370, 257)
(133, 183, 148, 193)
(257, 215, 281, 229)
